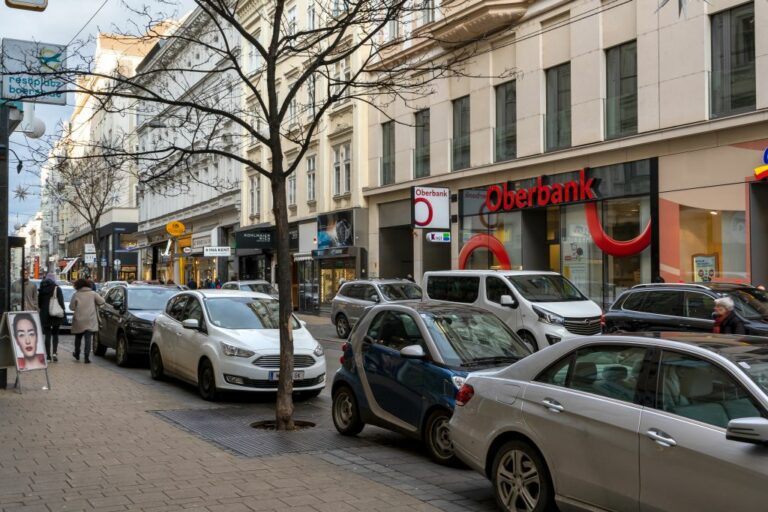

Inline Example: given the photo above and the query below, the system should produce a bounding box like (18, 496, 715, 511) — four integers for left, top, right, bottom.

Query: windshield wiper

(461, 355, 521, 367)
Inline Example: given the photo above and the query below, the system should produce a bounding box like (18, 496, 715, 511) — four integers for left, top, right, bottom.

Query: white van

(421, 270, 603, 351)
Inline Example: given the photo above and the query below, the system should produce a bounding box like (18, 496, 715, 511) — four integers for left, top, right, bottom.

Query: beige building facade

(365, 0, 768, 307)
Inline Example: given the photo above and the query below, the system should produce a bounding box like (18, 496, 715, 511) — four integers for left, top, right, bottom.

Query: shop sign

(289, 224, 300, 252)
(203, 246, 232, 257)
(192, 235, 211, 249)
(317, 210, 353, 249)
(755, 149, 768, 181)
(182, 247, 192, 255)
(485, 169, 596, 213)
(84, 254, 96, 264)
(312, 247, 354, 258)
(84, 243, 96, 254)
(412, 186, 450, 229)
(166, 221, 186, 237)
(1, 38, 66, 105)
(426, 232, 451, 243)
(236, 228, 274, 250)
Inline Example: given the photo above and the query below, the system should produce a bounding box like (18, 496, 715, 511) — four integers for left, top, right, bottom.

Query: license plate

(268, 370, 304, 381)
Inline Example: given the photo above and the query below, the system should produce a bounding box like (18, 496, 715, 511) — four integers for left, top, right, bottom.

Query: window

(332, 58, 351, 101)
(360, 285, 379, 302)
(167, 295, 189, 321)
(414, 109, 430, 178)
(287, 173, 296, 206)
(545, 63, 571, 151)
(307, 75, 316, 116)
(421, 0, 435, 25)
(657, 351, 763, 428)
(306, 155, 316, 202)
(288, 85, 298, 125)
(452, 96, 470, 170)
(333, 143, 351, 195)
(711, 3, 755, 118)
(621, 291, 647, 312)
(381, 121, 395, 185)
(367, 311, 424, 351)
(248, 176, 257, 216)
(183, 299, 205, 326)
(606, 41, 637, 139)
(686, 292, 716, 320)
(385, 19, 398, 41)
(495, 80, 516, 161)
(486, 276, 512, 304)
(332, 0, 348, 17)
(426, 276, 479, 303)
(307, 4, 316, 30)
(643, 290, 685, 317)
(537, 345, 647, 403)
(254, 175, 261, 215)
(248, 31, 261, 72)
(286, 5, 297, 36)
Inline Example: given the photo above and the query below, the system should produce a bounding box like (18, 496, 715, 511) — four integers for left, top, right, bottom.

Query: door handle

(646, 429, 677, 448)
(542, 398, 564, 413)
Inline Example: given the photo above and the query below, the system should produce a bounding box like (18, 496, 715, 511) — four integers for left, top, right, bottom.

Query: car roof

(225, 280, 270, 284)
(423, 270, 559, 276)
(187, 289, 275, 299)
(614, 331, 768, 352)
(367, 301, 492, 315)
(630, 282, 755, 292)
(344, 279, 417, 285)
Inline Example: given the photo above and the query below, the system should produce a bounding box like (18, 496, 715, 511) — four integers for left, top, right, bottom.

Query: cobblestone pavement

(0, 334, 496, 512)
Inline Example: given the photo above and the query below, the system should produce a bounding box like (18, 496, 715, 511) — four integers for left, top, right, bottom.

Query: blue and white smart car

(331, 302, 531, 465)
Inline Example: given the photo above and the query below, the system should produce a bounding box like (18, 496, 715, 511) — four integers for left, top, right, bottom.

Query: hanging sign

(166, 221, 186, 237)
(1, 38, 66, 105)
(203, 246, 232, 257)
(411, 186, 450, 229)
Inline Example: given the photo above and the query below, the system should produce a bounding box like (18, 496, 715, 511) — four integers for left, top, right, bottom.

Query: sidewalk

(0, 347, 439, 512)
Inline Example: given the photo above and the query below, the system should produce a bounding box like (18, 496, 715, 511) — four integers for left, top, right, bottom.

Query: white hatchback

(150, 290, 326, 400)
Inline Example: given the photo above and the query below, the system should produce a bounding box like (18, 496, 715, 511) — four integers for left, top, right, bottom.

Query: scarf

(713, 314, 726, 334)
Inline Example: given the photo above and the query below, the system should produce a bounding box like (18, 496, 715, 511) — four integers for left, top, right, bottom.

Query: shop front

(459, 159, 656, 307)
(236, 226, 274, 281)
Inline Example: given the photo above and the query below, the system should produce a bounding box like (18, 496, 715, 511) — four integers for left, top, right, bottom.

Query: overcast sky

(2, 0, 194, 233)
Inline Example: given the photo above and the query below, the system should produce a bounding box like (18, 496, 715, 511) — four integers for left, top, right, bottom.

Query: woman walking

(38, 273, 65, 362)
(70, 278, 105, 364)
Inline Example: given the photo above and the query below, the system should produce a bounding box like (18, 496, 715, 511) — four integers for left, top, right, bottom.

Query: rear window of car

(621, 292, 647, 312)
(426, 276, 479, 304)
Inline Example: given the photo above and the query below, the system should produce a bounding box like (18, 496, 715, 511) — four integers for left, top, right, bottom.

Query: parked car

(422, 270, 603, 351)
(99, 280, 129, 295)
(604, 283, 768, 336)
(331, 279, 423, 338)
(95, 285, 179, 366)
(450, 332, 768, 512)
(221, 280, 278, 298)
(60, 285, 76, 332)
(150, 290, 326, 400)
(331, 302, 531, 464)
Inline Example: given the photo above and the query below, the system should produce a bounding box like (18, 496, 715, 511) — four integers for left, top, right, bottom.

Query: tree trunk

(272, 175, 295, 430)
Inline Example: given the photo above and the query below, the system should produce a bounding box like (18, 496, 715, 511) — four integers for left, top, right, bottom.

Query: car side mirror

(400, 344, 426, 359)
(182, 318, 200, 330)
(500, 294, 519, 309)
(726, 417, 768, 445)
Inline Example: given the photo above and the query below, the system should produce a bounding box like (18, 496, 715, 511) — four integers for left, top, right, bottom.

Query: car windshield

(421, 310, 531, 368)
(242, 283, 278, 295)
(379, 283, 423, 301)
(61, 288, 75, 302)
(205, 297, 300, 329)
(728, 289, 768, 320)
(508, 274, 586, 302)
(127, 288, 177, 310)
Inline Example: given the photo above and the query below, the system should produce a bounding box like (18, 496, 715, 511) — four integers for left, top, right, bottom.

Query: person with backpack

(38, 273, 65, 362)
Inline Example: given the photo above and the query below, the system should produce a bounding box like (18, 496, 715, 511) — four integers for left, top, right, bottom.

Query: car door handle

(646, 429, 677, 448)
(542, 398, 564, 413)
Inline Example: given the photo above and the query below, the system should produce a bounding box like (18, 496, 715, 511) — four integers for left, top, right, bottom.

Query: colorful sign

(485, 169, 596, 213)
(166, 221, 186, 237)
(412, 186, 450, 229)
(426, 232, 451, 243)
(318, 210, 353, 249)
(754, 148, 768, 181)
(1, 38, 66, 105)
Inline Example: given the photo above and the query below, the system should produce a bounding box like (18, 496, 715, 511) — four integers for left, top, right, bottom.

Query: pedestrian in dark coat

(38, 273, 65, 362)
(713, 297, 746, 335)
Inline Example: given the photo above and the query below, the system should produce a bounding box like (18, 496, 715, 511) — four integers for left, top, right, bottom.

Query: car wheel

(335, 314, 351, 339)
(198, 358, 218, 401)
(424, 409, 461, 466)
(115, 333, 130, 367)
(332, 386, 364, 435)
(93, 332, 107, 356)
(492, 440, 554, 512)
(150, 345, 164, 381)
(518, 331, 539, 352)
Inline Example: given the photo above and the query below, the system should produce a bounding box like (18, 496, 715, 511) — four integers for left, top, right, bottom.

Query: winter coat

(38, 279, 65, 330)
(12, 278, 39, 311)
(714, 311, 746, 335)
(70, 287, 105, 334)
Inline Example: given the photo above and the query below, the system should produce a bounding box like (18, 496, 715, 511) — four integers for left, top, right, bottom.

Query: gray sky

(2, 0, 194, 233)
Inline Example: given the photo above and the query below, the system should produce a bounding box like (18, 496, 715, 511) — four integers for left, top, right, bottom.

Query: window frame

(545, 62, 572, 151)
(414, 109, 430, 178)
(710, 3, 756, 118)
(452, 96, 471, 171)
(381, 121, 395, 185)
(494, 80, 517, 162)
(605, 40, 638, 139)
(306, 155, 316, 202)
(287, 173, 297, 206)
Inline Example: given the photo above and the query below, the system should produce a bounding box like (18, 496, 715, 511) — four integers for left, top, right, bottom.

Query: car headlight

(313, 343, 324, 357)
(533, 306, 565, 326)
(451, 375, 466, 390)
(221, 342, 255, 358)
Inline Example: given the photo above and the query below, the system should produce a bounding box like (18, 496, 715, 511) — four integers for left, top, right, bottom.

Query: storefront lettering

(485, 169, 596, 212)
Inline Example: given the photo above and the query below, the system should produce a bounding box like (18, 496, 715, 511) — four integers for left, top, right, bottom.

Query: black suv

(604, 283, 768, 336)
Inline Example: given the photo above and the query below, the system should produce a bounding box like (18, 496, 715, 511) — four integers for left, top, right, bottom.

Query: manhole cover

(251, 419, 316, 431)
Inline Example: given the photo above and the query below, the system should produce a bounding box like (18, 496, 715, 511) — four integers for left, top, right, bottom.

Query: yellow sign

(166, 221, 186, 237)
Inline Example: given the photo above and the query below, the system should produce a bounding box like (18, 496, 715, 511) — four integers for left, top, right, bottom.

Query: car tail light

(340, 343, 350, 365)
(456, 384, 474, 406)
(600, 313, 606, 328)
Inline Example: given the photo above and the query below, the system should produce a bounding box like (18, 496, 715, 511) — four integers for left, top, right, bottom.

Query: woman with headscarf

(713, 297, 746, 335)
(70, 278, 105, 363)
(37, 272, 65, 362)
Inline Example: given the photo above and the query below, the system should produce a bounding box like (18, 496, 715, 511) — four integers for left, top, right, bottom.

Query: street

(0, 316, 497, 512)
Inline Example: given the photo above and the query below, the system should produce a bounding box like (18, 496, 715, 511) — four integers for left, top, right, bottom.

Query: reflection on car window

(168, 296, 189, 321)
(61, 288, 75, 302)
(205, 297, 299, 329)
(686, 292, 715, 320)
(128, 288, 177, 310)
(374, 312, 424, 351)
(379, 283, 423, 301)
(536, 345, 646, 404)
(657, 351, 764, 428)
(729, 289, 768, 320)
(643, 291, 684, 316)
(507, 274, 585, 302)
(243, 283, 278, 295)
(183, 299, 204, 324)
(427, 276, 479, 303)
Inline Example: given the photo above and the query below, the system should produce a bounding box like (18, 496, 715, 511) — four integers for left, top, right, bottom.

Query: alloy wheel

(116, 334, 129, 367)
(496, 449, 541, 512)
(336, 315, 350, 338)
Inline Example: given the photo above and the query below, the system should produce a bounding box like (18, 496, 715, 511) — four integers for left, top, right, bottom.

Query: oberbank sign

(1, 38, 66, 105)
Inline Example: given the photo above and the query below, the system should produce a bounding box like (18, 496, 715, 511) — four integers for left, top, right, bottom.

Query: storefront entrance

(319, 259, 356, 307)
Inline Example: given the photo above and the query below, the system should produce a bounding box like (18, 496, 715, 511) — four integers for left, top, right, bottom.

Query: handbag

(49, 286, 65, 318)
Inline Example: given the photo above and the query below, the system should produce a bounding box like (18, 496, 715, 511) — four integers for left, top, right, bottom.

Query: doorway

(319, 258, 356, 307)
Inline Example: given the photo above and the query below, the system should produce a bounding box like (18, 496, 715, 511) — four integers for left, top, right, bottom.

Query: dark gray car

(331, 279, 422, 338)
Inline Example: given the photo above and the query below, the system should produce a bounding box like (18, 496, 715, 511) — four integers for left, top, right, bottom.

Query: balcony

(431, 0, 533, 46)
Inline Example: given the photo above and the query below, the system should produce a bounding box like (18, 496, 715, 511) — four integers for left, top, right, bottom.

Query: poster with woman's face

(8, 312, 46, 372)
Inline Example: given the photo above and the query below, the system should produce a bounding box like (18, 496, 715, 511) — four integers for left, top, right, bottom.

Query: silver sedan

(449, 332, 768, 512)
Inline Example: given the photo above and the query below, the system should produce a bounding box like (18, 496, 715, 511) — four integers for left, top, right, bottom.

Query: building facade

(365, 0, 768, 308)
